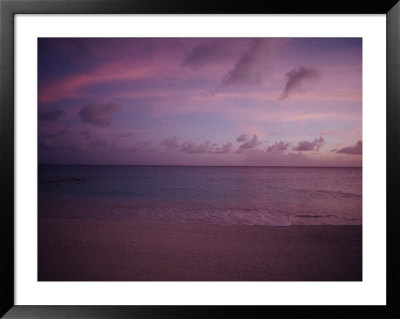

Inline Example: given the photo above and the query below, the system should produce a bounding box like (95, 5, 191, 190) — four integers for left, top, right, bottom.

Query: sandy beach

(38, 219, 362, 281)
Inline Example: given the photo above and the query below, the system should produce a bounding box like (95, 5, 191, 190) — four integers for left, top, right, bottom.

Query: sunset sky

(38, 38, 362, 166)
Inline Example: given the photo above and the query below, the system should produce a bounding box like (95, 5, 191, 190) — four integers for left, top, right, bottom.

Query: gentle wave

(296, 189, 361, 199)
(38, 165, 362, 226)
(38, 195, 362, 226)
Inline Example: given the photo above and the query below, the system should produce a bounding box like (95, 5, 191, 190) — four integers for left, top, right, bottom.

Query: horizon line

(38, 163, 362, 169)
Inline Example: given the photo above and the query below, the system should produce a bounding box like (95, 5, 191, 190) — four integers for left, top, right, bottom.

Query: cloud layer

(160, 135, 262, 155)
(160, 134, 328, 156)
(38, 38, 362, 166)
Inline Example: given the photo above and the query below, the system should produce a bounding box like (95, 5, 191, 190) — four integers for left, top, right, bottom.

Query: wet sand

(38, 219, 362, 281)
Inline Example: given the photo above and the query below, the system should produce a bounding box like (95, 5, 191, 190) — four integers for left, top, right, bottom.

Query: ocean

(38, 165, 362, 226)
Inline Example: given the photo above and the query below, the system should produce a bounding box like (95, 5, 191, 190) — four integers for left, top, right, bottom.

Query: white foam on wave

(119, 207, 293, 226)
(215, 210, 292, 226)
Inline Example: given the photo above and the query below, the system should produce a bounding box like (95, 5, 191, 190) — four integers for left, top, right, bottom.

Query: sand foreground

(38, 219, 362, 281)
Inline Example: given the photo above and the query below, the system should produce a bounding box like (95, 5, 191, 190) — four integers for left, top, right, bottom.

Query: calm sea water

(38, 165, 362, 226)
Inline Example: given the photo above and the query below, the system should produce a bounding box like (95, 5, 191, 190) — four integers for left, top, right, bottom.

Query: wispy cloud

(38, 60, 168, 103)
(38, 38, 362, 166)
(280, 66, 320, 99)
(183, 39, 235, 68)
(222, 39, 271, 86)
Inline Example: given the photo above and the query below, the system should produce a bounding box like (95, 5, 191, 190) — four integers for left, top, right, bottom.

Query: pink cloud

(317, 130, 339, 136)
(39, 60, 172, 103)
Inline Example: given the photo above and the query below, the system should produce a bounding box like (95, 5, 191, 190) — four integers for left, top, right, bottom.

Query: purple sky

(38, 38, 362, 166)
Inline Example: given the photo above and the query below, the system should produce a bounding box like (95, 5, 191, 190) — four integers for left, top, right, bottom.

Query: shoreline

(39, 219, 362, 281)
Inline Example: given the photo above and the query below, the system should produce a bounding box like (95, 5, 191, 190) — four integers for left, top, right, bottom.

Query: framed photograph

(1, 0, 399, 318)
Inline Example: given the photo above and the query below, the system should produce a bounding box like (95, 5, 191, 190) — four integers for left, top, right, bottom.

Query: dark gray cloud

(161, 137, 234, 155)
(160, 136, 179, 151)
(79, 101, 122, 127)
(223, 39, 269, 86)
(236, 134, 248, 142)
(267, 141, 290, 152)
(181, 140, 213, 154)
(280, 66, 320, 99)
(183, 39, 234, 67)
(160, 135, 310, 157)
(336, 140, 362, 155)
(212, 142, 233, 154)
(236, 134, 261, 153)
(294, 137, 325, 151)
(38, 109, 65, 122)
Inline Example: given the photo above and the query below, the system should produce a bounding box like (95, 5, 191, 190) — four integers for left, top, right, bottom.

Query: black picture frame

(1, 0, 399, 318)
